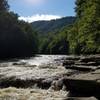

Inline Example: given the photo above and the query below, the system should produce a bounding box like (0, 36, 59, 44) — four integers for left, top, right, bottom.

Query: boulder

(50, 80, 63, 90)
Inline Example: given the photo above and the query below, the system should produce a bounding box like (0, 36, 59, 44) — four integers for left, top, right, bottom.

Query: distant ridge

(31, 16, 76, 36)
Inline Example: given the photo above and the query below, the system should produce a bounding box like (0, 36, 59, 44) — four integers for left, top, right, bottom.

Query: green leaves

(0, 11, 38, 58)
(68, 0, 100, 54)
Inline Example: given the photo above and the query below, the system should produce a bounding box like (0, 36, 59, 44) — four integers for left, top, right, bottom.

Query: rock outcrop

(63, 55, 100, 99)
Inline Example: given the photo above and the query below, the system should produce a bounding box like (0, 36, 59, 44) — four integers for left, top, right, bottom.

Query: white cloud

(19, 14, 62, 23)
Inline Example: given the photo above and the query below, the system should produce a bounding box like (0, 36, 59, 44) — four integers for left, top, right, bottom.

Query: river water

(17, 55, 67, 66)
(0, 55, 69, 100)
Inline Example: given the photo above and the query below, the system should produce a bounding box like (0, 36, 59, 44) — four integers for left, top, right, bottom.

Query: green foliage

(32, 17, 75, 54)
(47, 30, 69, 54)
(0, 0, 39, 59)
(68, 0, 100, 54)
(18, 20, 38, 53)
(0, 11, 38, 58)
(32, 17, 75, 37)
(31, 0, 100, 55)
(1, 0, 99, 56)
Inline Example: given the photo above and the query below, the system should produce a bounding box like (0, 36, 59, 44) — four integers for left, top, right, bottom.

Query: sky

(8, 0, 76, 22)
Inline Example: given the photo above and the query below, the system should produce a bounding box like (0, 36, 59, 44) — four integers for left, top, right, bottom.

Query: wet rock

(75, 62, 98, 66)
(79, 56, 100, 63)
(50, 78, 64, 90)
(63, 60, 75, 66)
(40, 79, 52, 89)
(87, 62, 100, 66)
(63, 55, 100, 73)
(65, 97, 97, 100)
(63, 70, 100, 98)
(64, 78, 99, 96)
(0, 77, 43, 88)
(65, 65, 95, 71)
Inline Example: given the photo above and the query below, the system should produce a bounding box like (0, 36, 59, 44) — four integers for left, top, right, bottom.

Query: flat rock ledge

(63, 55, 100, 100)
(65, 97, 97, 100)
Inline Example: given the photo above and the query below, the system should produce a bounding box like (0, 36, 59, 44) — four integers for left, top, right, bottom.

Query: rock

(63, 55, 100, 72)
(65, 97, 97, 100)
(50, 80, 61, 90)
(62, 85, 67, 91)
(0, 77, 43, 88)
(63, 70, 100, 98)
(75, 62, 97, 66)
(64, 78, 98, 95)
(41, 79, 52, 89)
(80, 56, 100, 63)
(63, 60, 75, 66)
(50, 79, 64, 90)
(65, 65, 95, 71)
(87, 62, 100, 66)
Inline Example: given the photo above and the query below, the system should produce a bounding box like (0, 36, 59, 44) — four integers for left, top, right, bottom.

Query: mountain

(31, 16, 76, 37)
(31, 16, 76, 54)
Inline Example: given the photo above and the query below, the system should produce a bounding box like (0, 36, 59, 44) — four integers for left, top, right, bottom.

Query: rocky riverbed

(0, 55, 68, 100)
(0, 55, 100, 100)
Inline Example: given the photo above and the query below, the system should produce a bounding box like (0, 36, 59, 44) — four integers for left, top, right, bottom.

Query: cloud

(19, 14, 62, 23)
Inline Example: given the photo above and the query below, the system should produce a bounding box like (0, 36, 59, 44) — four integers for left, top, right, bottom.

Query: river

(0, 55, 69, 100)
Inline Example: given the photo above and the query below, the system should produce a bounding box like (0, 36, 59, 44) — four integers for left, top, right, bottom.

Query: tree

(0, 0, 9, 11)
(0, 11, 38, 58)
(70, 0, 100, 54)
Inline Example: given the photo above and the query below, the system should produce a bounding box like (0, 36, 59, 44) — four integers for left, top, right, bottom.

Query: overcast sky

(8, 0, 76, 22)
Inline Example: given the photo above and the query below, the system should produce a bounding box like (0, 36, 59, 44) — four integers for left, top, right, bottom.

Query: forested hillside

(68, 0, 100, 54)
(0, 0, 38, 59)
(32, 17, 75, 54)
(32, 17, 75, 37)
(31, 0, 100, 54)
